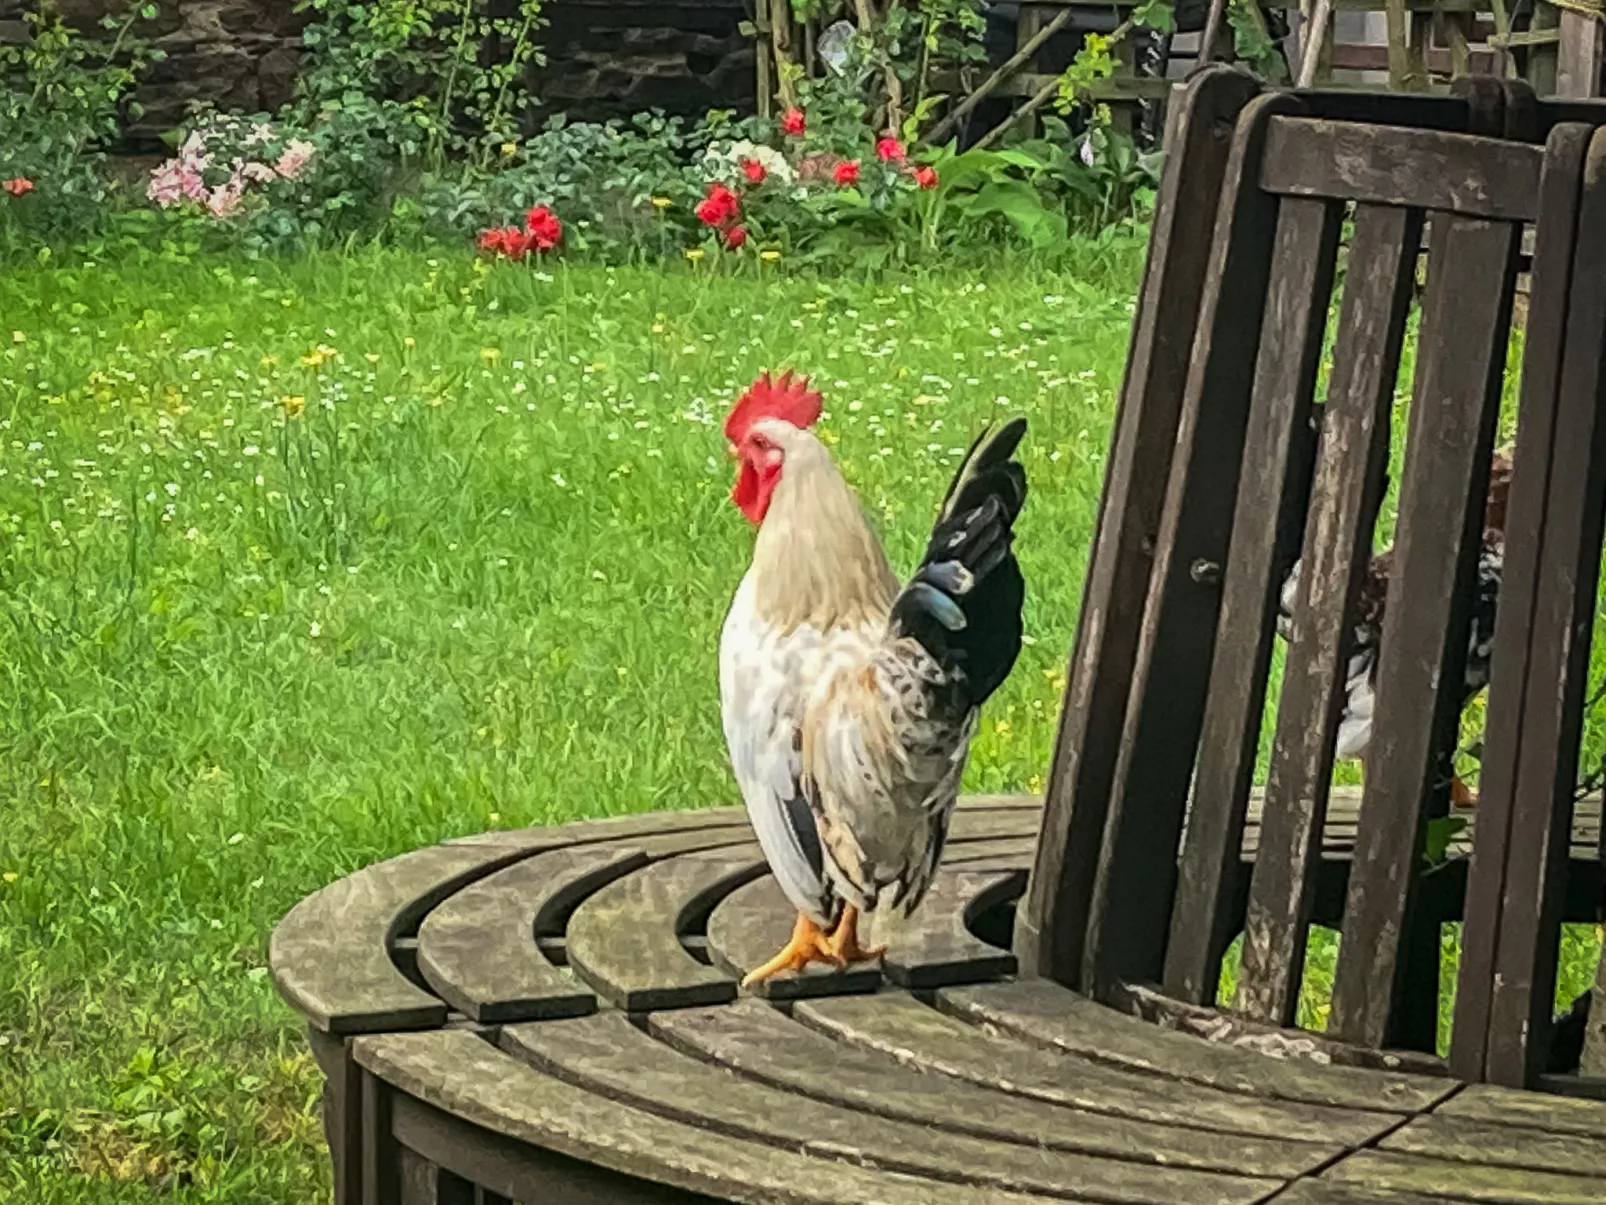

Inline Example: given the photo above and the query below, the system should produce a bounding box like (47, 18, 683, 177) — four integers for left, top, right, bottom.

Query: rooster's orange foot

(740, 912, 843, 988)
(824, 903, 886, 966)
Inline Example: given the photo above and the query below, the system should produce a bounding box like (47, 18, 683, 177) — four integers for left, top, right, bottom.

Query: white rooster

(718, 371, 1028, 985)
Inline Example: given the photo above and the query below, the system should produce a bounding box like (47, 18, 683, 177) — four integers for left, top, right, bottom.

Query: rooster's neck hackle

(751, 430, 897, 632)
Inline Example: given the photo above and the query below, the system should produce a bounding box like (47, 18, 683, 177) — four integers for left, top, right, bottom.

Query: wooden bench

(272, 70, 1606, 1203)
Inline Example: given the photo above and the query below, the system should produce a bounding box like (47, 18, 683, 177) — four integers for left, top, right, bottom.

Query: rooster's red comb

(724, 370, 823, 443)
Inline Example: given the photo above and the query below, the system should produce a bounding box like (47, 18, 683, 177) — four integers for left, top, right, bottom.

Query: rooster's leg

(740, 912, 842, 988)
(824, 903, 886, 966)
(1451, 773, 1478, 809)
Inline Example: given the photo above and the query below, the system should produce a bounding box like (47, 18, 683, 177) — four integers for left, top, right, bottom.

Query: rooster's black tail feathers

(888, 416, 1027, 710)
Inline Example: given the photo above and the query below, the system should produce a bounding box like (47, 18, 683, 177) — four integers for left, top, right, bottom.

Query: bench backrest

(1018, 68, 1606, 1087)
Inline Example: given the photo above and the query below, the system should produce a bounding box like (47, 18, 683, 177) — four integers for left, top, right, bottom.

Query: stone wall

(0, 0, 754, 145)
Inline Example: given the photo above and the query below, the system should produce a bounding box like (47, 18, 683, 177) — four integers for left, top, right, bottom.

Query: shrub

(0, 0, 163, 247)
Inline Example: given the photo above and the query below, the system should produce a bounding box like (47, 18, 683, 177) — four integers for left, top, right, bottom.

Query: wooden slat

(1383, 1114, 1606, 1175)
(1272, 1185, 1465, 1205)
(705, 876, 884, 1000)
(354, 1029, 1057, 1205)
(446, 807, 747, 847)
(399, 1146, 474, 1205)
(944, 837, 1037, 866)
(1109, 981, 1451, 1078)
(1323, 1149, 1606, 1202)
(1331, 209, 1521, 1052)
(649, 1002, 1343, 1177)
(415, 846, 645, 1023)
(1167, 195, 1343, 1003)
(1082, 90, 1305, 997)
(881, 870, 1024, 989)
(1438, 1083, 1606, 1137)
(270, 841, 558, 1034)
(1260, 118, 1543, 220)
(1487, 128, 1606, 1087)
(936, 979, 1452, 1113)
(501, 1013, 1279, 1205)
(794, 992, 1403, 1146)
(565, 850, 764, 1011)
(1018, 66, 1260, 986)
(1238, 203, 1422, 1028)
(1453, 123, 1595, 1085)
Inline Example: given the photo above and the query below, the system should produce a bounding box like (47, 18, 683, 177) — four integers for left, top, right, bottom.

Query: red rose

(724, 224, 748, 249)
(2, 177, 34, 197)
(912, 164, 938, 190)
(833, 160, 860, 187)
(695, 182, 741, 227)
(876, 137, 905, 163)
(780, 108, 806, 137)
(524, 205, 562, 251)
(740, 157, 767, 184)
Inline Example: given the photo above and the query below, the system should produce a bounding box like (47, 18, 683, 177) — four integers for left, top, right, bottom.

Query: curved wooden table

(270, 794, 1606, 1204)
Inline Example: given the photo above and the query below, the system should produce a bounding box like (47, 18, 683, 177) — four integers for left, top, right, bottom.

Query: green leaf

(1423, 815, 1468, 867)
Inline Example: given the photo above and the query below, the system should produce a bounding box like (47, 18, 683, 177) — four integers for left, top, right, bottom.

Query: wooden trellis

(747, 0, 1605, 144)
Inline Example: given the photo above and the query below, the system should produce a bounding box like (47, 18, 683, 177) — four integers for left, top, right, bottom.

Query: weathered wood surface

(1169, 191, 1340, 1006)
(415, 844, 644, 1024)
(1241, 201, 1422, 1030)
(1330, 202, 1521, 1054)
(1018, 67, 1261, 987)
(501, 1012, 1278, 1205)
(566, 848, 766, 1012)
(271, 841, 558, 1035)
(355, 1029, 1063, 1204)
(274, 788, 1606, 1205)
(1084, 91, 1306, 1000)
(648, 1000, 1343, 1177)
(1484, 126, 1606, 1090)
(1260, 118, 1545, 219)
(936, 978, 1450, 1111)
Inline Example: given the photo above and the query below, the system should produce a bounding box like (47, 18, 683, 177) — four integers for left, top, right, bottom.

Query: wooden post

(754, 4, 775, 119)
(1559, 11, 1604, 97)
(769, 0, 799, 110)
(1529, 2, 1562, 95)
(1296, 0, 1333, 88)
(1385, 0, 1431, 92)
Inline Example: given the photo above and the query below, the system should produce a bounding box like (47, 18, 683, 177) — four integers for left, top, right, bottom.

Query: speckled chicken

(1277, 449, 1512, 807)
(718, 372, 1027, 986)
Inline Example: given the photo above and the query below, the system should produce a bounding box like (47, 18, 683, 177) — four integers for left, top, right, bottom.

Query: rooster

(718, 372, 1027, 986)
(1277, 448, 1512, 808)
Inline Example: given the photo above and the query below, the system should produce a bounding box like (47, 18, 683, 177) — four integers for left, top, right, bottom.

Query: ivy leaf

(1423, 815, 1469, 867)
(1133, 0, 1177, 34)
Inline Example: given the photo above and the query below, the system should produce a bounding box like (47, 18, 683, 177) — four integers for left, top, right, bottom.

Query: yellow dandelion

(760, 249, 781, 263)
(480, 347, 500, 362)
(282, 395, 305, 417)
(652, 196, 672, 209)
(684, 247, 705, 263)
(500, 142, 518, 157)
(993, 718, 1011, 736)
(364, 353, 379, 364)
(1027, 774, 1044, 794)
(1, 871, 16, 884)
(300, 344, 336, 370)
(10, 331, 23, 343)
(403, 336, 416, 349)
(650, 323, 665, 334)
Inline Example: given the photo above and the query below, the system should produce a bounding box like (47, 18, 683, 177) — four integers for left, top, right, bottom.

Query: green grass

(0, 242, 1142, 1201)
(5, 236, 1602, 1202)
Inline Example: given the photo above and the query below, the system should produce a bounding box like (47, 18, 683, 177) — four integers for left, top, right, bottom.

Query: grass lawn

(0, 241, 1142, 1201)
